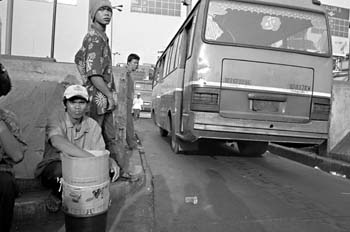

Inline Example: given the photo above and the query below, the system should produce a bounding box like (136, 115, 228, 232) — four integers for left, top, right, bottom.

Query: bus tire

(317, 140, 328, 156)
(237, 141, 268, 157)
(169, 117, 180, 154)
(151, 111, 157, 125)
(159, 127, 168, 137)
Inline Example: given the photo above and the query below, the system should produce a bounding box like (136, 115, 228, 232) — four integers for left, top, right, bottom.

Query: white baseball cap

(63, 85, 89, 101)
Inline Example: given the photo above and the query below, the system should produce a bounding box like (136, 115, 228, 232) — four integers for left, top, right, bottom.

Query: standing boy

(75, 0, 135, 180)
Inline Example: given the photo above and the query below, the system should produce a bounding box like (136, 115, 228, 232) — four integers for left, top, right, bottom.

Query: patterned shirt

(35, 111, 105, 177)
(0, 108, 26, 173)
(75, 24, 115, 115)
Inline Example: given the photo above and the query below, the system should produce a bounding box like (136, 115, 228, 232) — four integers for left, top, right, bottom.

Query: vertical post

(348, 22, 350, 82)
(110, 16, 113, 61)
(182, 0, 191, 16)
(0, 16, 2, 54)
(5, 0, 14, 55)
(186, 0, 192, 16)
(88, 0, 93, 31)
(50, 0, 57, 59)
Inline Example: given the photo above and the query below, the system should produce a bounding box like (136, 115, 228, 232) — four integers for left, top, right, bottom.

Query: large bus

(134, 80, 153, 112)
(151, 0, 333, 156)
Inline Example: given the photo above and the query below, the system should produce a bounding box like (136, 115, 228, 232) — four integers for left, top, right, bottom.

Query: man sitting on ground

(35, 84, 118, 212)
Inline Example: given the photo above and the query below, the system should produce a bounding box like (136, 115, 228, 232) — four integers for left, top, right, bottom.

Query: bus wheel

(170, 117, 180, 154)
(159, 127, 168, 137)
(237, 141, 268, 157)
(317, 140, 328, 156)
(151, 111, 157, 125)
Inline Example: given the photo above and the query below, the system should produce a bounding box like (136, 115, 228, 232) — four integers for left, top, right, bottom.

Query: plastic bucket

(61, 150, 109, 186)
(61, 150, 111, 232)
(62, 180, 110, 217)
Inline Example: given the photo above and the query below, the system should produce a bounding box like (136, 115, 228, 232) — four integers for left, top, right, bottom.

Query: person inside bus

(35, 85, 119, 212)
(0, 63, 26, 232)
(132, 93, 144, 120)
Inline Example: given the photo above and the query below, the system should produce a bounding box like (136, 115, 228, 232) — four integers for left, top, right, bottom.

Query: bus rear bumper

(183, 112, 328, 144)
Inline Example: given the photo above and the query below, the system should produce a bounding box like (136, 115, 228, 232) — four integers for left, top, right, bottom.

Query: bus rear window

(205, 0, 329, 54)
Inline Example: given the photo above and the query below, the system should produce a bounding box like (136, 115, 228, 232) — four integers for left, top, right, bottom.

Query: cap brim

(66, 95, 89, 101)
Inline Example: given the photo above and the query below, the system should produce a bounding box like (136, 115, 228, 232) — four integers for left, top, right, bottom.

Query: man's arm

(90, 75, 114, 99)
(0, 120, 24, 163)
(50, 135, 94, 158)
(90, 76, 116, 111)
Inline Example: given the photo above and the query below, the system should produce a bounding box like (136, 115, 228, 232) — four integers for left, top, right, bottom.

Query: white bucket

(61, 150, 110, 186)
(62, 180, 110, 217)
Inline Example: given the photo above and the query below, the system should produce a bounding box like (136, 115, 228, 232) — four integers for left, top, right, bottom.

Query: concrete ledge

(268, 143, 350, 179)
(12, 140, 151, 231)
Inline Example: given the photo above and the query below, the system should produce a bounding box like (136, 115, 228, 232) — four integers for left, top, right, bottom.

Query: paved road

(137, 119, 350, 232)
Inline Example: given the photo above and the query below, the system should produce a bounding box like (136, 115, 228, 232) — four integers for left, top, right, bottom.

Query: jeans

(90, 111, 129, 173)
(40, 161, 62, 199)
(0, 172, 18, 232)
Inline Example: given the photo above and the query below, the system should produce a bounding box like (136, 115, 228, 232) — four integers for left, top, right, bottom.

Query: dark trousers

(0, 172, 18, 232)
(126, 102, 137, 149)
(91, 111, 129, 173)
(41, 161, 62, 198)
(133, 109, 141, 120)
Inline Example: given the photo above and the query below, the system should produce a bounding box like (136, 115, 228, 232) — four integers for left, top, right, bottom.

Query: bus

(151, 0, 333, 156)
(134, 80, 152, 112)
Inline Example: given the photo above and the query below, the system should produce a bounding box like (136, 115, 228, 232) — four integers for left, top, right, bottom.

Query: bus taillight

(310, 97, 331, 121)
(191, 87, 219, 112)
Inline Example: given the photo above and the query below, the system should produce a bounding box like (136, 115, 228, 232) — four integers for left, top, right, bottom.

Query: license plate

(252, 100, 280, 113)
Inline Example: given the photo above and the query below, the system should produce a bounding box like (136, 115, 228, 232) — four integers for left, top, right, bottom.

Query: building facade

(0, 0, 349, 64)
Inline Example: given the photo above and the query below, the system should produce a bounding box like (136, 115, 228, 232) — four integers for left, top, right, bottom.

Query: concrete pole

(110, 15, 113, 59)
(50, 0, 57, 59)
(88, 0, 93, 31)
(186, 0, 192, 16)
(5, 0, 14, 55)
(0, 0, 1, 54)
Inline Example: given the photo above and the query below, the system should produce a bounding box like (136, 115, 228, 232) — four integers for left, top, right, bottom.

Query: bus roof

(254, 0, 325, 12)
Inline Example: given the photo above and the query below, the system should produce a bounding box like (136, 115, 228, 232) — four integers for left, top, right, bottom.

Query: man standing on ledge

(75, 0, 136, 181)
(126, 53, 140, 149)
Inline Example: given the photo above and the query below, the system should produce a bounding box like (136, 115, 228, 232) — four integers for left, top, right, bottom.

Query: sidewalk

(268, 143, 350, 179)
(11, 143, 152, 232)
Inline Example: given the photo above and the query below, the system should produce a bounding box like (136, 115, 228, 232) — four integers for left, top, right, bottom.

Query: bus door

(177, 14, 197, 133)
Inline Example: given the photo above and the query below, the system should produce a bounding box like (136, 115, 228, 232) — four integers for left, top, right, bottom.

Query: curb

(107, 136, 155, 232)
(268, 143, 350, 179)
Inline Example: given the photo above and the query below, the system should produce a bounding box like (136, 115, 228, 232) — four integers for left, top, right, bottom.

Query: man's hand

(109, 158, 120, 182)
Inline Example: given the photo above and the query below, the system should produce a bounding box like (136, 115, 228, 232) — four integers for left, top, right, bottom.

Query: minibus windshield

(205, 0, 330, 54)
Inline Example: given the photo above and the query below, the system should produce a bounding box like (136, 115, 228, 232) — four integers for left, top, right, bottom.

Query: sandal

(119, 172, 139, 182)
(45, 192, 62, 213)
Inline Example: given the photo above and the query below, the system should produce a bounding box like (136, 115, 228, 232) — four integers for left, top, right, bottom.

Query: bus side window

(163, 50, 171, 78)
(166, 44, 174, 76)
(170, 36, 180, 72)
(176, 30, 186, 69)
